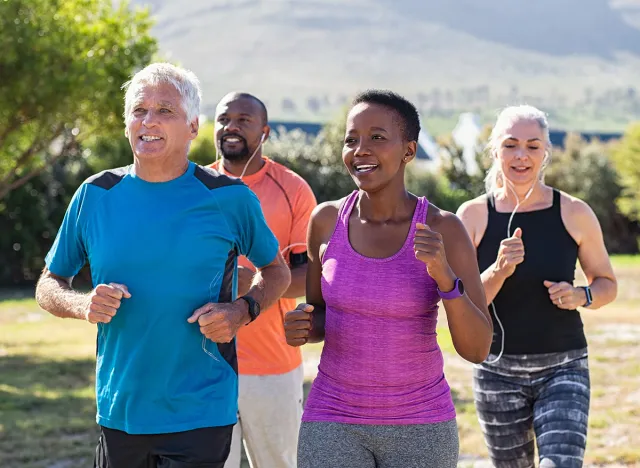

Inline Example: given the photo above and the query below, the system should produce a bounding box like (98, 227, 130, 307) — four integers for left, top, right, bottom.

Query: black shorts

(94, 425, 233, 468)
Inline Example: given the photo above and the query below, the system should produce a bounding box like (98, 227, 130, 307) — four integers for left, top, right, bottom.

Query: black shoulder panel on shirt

(194, 165, 244, 191)
(85, 166, 129, 190)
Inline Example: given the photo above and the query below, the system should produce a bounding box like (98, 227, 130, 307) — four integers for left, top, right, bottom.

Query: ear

(189, 117, 199, 141)
(262, 125, 271, 142)
(403, 141, 417, 163)
(124, 128, 129, 138)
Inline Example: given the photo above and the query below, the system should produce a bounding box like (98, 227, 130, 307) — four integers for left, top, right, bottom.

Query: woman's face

(495, 118, 547, 189)
(342, 102, 415, 193)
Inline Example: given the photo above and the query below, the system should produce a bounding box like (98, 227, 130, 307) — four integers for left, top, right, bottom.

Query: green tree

(188, 121, 217, 166)
(611, 122, 640, 223)
(545, 133, 639, 253)
(0, 0, 157, 200)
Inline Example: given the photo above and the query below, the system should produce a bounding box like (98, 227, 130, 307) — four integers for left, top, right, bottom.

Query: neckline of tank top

(342, 192, 425, 263)
(490, 189, 558, 215)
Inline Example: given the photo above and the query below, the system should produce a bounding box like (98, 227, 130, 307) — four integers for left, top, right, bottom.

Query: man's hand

(187, 300, 250, 343)
(544, 280, 587, 310)
(236, 266, 255, 298)
(283, 303, 314, 346)
(85, 283, 131, 324)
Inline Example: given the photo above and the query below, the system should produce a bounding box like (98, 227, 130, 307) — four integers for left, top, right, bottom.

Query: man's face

(125, 82, 198, 162)
(214, 97, 267, 163)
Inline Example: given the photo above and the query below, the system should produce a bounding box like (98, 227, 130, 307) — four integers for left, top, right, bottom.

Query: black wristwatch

(240, 295, 261, 323)
(582, 286, 593, 307)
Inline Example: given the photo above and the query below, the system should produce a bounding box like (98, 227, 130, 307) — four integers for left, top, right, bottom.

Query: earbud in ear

(260, 133, 266, 144)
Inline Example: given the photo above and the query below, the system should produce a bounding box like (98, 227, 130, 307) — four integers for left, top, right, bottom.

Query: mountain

(128, 0, 640, 131)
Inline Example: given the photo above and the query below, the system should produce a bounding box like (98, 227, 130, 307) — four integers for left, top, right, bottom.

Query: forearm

(283, 265, 307, 298)
(247, 263, 291, 311)
(585, 276, 617, 309)
(444, 297, 493, 363)
(35, 274, 88, 320)
(481, 262, 507, 304)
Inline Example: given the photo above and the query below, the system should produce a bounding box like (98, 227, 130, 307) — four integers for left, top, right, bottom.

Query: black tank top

(476, 189, 587, 354)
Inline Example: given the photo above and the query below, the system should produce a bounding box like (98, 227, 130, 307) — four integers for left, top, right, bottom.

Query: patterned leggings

(473, 348, 590, 468)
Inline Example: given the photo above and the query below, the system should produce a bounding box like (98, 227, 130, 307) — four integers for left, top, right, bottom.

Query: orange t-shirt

(209, 157, 317, 375)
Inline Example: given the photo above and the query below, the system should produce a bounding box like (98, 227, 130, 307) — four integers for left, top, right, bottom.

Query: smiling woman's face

(342, 102, 412, 193)
(495, 118, 547, 188)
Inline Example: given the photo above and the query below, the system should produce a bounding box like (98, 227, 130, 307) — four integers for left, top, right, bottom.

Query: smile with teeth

(354, 164, 378, 174)
(512, 166, 531, 173)
(223, 136, 243, 143)
(140, 135, 162, 142)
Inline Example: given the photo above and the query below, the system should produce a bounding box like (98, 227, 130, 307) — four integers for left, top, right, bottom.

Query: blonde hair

(485, 105, 552, 194)
(122, 63, 202, 124)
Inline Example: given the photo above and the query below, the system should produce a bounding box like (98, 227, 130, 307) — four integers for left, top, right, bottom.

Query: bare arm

(416, 213, 493, 363)
(545, 198, 617, 310)
(35, 268, 131, 323)
(457, 199, 522, 305)
(284, 202, 339, 346)
(283, 264, 307, 299)
(35, 269, 88, 320)
(246, 252, 292, 312)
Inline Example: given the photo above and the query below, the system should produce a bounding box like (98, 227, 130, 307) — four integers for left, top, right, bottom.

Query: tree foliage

(0, 0, 157, 200)
(611, 123, 640, 223)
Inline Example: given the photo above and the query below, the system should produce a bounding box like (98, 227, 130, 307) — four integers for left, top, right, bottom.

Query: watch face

(457, 279, 465, 295)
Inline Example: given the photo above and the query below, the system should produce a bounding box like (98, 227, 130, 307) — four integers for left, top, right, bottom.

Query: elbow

(463, 346, 491, 364)
(281, 263, 292, 294)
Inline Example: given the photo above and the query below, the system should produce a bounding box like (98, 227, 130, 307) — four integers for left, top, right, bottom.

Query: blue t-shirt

(45, 162, 279, 434)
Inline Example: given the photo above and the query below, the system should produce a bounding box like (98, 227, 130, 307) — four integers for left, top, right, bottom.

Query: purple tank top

(302, 191, 456, 425)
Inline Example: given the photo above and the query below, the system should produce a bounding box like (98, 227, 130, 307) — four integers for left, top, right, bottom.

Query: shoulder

(311, 199, 343, 226)
(558, 189, 595, 219)
(454, 195, 489, 246)
(456, 195, 489, 224)
(427, 204, 466, 236)
(192, 164, 245, 191)
(84, 166, 130, 191)
(557, 189, 600, 239)
(267, 159, 315, 194)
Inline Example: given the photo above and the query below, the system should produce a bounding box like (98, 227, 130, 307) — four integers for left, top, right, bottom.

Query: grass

(1, 257, 639, 467)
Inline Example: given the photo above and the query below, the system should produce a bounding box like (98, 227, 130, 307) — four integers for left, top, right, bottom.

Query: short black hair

(351, 90, 420, 142)
(225, 92, 268, 124)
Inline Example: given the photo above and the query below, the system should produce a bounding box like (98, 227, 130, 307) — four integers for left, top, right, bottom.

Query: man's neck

(221, 152, 265, 178)
(133, 157, 189, 182)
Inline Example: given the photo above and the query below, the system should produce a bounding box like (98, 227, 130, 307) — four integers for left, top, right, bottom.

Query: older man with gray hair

(35, 63, 291, 467)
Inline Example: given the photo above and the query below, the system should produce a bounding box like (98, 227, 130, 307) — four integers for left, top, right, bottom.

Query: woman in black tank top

(458, 105, 618, 468)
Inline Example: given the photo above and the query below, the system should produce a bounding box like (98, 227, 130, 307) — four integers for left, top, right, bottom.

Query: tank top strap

(486, 192, 496, 213)
(551, 188, 561, 216)
(335, 190, 359, 233)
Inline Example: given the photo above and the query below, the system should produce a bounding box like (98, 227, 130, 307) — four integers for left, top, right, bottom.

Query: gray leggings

(474, 348, 590, 468)
(297, 419, 459, 468)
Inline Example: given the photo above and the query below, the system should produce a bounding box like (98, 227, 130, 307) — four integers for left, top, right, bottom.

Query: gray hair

(484, 105, 552, 194)
(122, 63, 202, 124)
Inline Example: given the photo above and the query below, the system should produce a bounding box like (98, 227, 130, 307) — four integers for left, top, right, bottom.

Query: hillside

(128, 0, 640, 131)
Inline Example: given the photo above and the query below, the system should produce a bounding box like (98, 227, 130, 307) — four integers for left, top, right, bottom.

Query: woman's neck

(357, 181, 414, 223)
(497, 180, 548, 209)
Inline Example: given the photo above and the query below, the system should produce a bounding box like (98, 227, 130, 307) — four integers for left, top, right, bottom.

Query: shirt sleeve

(233, 186, 279, 269)
(289, 180, 317, 255)
(44, 184, 88, 277)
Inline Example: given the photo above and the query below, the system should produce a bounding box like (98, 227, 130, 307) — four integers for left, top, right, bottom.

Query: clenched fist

(85, 283, 131, 324)
(187, 300, 250, 343)
(413, 223, 455, 286)
(284, 304, 314, 347)
(494, 227, 525, 279)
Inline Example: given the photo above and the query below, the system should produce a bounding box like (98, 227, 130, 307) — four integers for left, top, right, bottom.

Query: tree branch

(0, 124, 68, 200)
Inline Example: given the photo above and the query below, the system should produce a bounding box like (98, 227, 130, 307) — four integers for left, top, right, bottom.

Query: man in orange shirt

(209, 92, 317, 468)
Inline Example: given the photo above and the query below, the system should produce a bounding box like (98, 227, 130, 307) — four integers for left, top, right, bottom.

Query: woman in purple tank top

(284, 90, 493, 468)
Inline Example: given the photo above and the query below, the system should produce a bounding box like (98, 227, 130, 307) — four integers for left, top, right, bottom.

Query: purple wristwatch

(437, 278, 465, 300)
